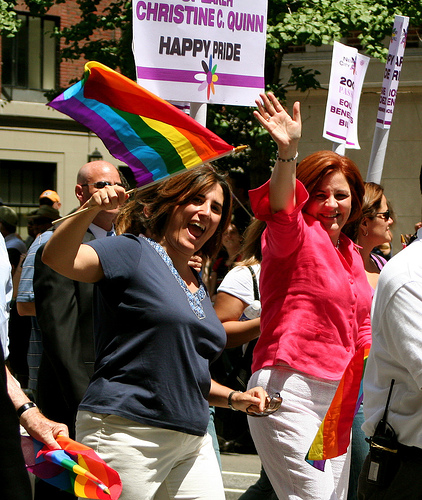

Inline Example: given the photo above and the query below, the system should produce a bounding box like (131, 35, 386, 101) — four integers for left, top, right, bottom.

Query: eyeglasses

(246, 392, 283, 417)
(375, 210, 391, 221)
(81, 181, 124, 189)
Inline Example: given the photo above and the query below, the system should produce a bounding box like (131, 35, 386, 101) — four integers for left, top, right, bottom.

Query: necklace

(336, 238, 340, 249)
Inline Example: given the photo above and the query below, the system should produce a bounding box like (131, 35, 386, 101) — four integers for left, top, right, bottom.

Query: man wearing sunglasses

(31, 161, 125, 497)
(28, 161, 124, 499)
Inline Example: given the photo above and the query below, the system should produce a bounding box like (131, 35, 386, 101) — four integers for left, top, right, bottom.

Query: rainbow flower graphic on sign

(390, 27, 398, 43)
(194, 56, 219, 99)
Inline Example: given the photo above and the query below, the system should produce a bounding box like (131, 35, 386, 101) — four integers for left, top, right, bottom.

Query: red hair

(297, 151, 364, 224)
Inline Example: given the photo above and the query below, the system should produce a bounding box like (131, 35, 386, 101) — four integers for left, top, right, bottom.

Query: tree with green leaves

(10, 0, 422, 184)
(0, 0, 21, 36)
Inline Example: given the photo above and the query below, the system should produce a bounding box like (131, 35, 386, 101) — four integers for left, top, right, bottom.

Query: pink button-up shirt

(250, 180, 372, 380)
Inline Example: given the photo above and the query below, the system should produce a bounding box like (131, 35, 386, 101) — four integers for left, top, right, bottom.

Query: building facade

(0, 0, 126, 236)
(1, 4, 421, 253)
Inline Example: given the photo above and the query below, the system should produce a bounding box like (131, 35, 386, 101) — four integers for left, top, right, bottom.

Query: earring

(363, 230, 368, 237)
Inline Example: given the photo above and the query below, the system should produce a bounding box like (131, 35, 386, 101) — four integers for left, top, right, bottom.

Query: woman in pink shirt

(245, 93, 372, 500)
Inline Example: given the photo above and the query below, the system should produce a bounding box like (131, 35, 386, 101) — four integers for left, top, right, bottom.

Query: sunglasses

(81, 181, 124, 189)
(246, 392, 283, 417)
(375, 210, 391, 221)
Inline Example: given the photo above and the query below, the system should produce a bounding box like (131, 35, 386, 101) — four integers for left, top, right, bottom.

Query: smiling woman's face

(305, 170, 352, 244)
(160, 183, 224, 261)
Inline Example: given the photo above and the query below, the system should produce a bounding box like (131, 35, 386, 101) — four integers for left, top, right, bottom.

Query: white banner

(323, 41, 369, 149)
(132, 0, 267, 106)
(366, 15, 409, 183)
(375, 15, 409, 129)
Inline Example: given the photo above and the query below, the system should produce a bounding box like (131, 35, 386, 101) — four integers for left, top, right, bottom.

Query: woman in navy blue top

(42, 165, 268, 500)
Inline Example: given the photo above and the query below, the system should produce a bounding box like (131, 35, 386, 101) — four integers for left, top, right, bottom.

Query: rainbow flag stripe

(21, 435, 122, 499)
(305, 344, 370, 471)
(48, 61, 235, 186)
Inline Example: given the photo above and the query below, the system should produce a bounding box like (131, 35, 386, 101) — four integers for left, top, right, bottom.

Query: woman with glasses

(344, 182, 394, 290)
(41, 165, 269, 500)
(247, 92, 372, 500)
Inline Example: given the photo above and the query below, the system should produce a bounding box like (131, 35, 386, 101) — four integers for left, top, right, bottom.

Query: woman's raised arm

(254, 93, 301, 214)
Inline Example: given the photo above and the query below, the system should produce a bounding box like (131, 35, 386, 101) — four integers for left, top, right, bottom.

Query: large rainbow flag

(48, 61, 238, 187)
(305, 344, 370, 471)
(21, 435, 122, 499)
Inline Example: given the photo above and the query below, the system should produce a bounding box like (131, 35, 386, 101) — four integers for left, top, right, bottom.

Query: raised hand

(254, 92, 301, 155)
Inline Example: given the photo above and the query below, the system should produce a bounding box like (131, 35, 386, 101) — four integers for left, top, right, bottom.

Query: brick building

(0, 0, 126, 233)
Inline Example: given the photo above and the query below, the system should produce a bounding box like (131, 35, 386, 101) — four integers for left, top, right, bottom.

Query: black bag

(367, 380, 400, 488)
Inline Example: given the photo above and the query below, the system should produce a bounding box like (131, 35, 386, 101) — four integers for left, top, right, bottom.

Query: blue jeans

(348, 404, 369, 500)
(208, 406, 222, 470)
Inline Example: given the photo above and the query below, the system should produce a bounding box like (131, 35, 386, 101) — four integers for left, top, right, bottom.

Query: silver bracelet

(228, 390, 242, 411)
(276, 151, 298, 163)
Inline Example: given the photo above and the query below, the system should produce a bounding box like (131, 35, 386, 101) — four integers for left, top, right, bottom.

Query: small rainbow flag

(21, 435, 122, 499)
(305, 344, 370, 471)
(48, 61, 238, 187)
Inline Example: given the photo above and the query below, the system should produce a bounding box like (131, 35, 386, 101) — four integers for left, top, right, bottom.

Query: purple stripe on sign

(325, 131, 347, 141)
(137, 66, 264, 89)
(376, 119, 391, 126)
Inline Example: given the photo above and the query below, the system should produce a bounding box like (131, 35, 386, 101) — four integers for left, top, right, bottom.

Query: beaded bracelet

(228, 390, 242, 411)
(17, 401, 37, 418)
(276, 151, 299, 163)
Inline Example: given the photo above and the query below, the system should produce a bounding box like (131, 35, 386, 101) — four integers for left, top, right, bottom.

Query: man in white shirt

(359, 175, 422, 499)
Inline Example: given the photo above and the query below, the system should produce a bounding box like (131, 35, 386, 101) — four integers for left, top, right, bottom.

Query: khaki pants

(76, 411, 225, 500)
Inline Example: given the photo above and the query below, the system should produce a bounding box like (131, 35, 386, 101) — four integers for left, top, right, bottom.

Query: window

(0, 159, 56, 213)
(2, 13, 58, 92)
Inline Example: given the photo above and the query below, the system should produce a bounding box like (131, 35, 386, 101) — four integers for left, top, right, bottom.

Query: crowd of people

(1, 92, 422, 500)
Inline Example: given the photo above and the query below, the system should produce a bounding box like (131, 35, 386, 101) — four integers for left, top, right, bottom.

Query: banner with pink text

(375, 15, 409, 129)
(323, 41, 369, 149)
(132, 0, 267, 106)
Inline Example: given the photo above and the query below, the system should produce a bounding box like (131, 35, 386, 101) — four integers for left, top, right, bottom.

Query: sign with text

(376, 15, 409, 128)
(132, 0, 267, 106)
(323, 41, 369, 149)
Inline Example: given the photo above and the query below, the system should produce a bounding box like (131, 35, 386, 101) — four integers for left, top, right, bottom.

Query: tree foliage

(13, 0, 422, 184)
(0, 0, 21, 36)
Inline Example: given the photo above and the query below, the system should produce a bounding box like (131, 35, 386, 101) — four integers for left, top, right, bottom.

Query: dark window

(2, 13, 58, 91)
(0, 159, 56, 209)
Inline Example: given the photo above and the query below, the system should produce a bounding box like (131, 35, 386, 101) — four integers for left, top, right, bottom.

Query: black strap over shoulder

(247, 266, 260, 301)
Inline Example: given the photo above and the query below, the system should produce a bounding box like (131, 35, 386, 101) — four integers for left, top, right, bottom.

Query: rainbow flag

(305, 344, 370, 471)
(21, 435, 122, 499)
(48, 61, 237, 187)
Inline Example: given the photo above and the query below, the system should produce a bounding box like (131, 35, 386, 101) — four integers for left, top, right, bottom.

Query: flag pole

(52, 145, 249, 226)
(366, 128, 390, 183)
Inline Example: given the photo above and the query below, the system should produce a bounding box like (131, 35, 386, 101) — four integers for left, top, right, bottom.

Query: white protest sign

(366, 15, 409, 183)
(375, 15, 409, 129)
(132, 0, 267, 106)
(323, 41, 369, 149)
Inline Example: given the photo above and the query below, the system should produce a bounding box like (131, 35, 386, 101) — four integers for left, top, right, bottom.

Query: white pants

(76, 411, 225, 500)
(248, 366, 351, 500)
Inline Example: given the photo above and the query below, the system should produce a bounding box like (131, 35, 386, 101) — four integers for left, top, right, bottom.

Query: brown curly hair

(116, 165, 233, 260)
